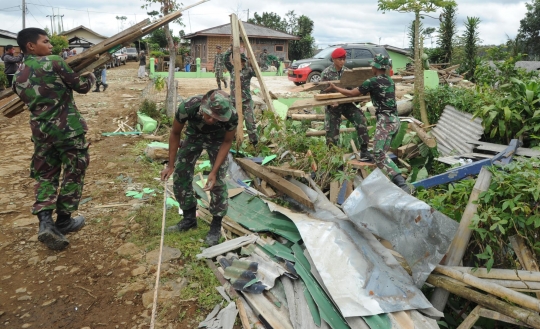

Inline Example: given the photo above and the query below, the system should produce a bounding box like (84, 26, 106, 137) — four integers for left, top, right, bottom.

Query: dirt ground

(0, 62, 297, 328)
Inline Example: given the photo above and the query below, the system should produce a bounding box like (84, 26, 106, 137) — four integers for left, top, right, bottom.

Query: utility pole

(47, 15, 54, 34)
(247, 9, 249, 21)
(60, 15, 64, 33)
(22, 0, 26, 28)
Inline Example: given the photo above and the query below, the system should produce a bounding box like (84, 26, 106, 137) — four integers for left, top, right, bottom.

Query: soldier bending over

(161, 90, 238, 246)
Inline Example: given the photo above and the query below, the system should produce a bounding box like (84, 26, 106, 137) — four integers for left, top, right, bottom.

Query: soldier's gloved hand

(204, 172, 217, 191)
(161, 166, 174, 181)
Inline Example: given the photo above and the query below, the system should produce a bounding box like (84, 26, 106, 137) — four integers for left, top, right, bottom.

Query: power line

(0, 5, 21, 10)
(27, 8, 44, 28)
(26, 2, 142, 16)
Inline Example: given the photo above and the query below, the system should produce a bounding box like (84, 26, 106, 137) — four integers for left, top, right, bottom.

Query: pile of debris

(399, 64, 465, 85)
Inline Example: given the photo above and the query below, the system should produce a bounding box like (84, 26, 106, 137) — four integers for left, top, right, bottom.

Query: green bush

(0, 64, 7, 88)
(417, 158, 540, 271)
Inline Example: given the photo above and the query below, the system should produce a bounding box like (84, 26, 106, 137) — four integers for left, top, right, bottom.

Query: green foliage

(420, 159, 540, 271)
(0, 64, 7, 88)
(475, 53, 538, 87)
(517, 0, 540, 59)
(437, 5, 457, 64)
(248, 12, 287, 31)
(473, 77, 540, 145)
(139, 99, 160, 118)
(420, 85, 483, 124)
(154, 76, 165, 91)
(377, 0, 457, 13)
(49, 34, 68, 56)
(461, 16, 481, 80)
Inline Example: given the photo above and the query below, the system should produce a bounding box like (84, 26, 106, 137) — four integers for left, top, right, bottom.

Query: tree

(378, 0, 456, 126)
(437, 4, 457, 64)
(247, 12, 287, 32)
(461, 16, 481, 81)
(116, 16, 127, 31)
(50, 34, 68, 56)
(288, 15, 315, 60)
(408, 20, 423, 57)
(517, 0, 540, 59)
(141, 0, 184, 117)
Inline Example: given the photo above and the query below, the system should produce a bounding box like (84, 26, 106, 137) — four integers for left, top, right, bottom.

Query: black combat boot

(392, 174, 411, 194)
(205, 216, 223, 246)
(167, 206, 197, 232)
(92, 82, 101, 92)
(359, 145, 374, 162)
(102, 83, 108, 91)
(56, 211, 85, 235)
(37, 210, 69, 250)
(223, 79, 228, 88)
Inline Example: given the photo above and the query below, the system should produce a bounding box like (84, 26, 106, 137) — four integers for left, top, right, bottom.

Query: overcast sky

(1, 0, 528, 49)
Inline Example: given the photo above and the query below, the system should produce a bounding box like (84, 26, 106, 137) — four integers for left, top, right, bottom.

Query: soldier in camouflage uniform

(320, 48, 371, 160)
(214, 45, 228, 90)
(92, 65, 108, 92)
(223, 49, 258, 145)
(161, 89, 238, 246)
(259, 49, 268, 71)
(326, 54, 410, 193)
(12, 28, 95, 250)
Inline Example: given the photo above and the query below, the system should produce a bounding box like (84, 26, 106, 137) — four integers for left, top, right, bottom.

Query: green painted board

(424, 70, 439, 90)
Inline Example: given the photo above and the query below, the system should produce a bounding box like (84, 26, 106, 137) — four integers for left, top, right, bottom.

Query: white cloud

(0, 0, 529, 50)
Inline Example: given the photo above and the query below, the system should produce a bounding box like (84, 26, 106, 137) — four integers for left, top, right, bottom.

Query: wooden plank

(409, 122, 436, 148)
(339, 67, 373, 87)
(314, 92, 350, 100)
(0, 89, 14, 102)
(230, 15, 244, 143)
(348, 160, 376, 170)
(509, 235, 540, 299)
(477, 307, 533, 327)
(266, 166, 305, 178)
(456, 306, 481, 329)
(397, 143, 418, 158)
(329, 181, 339, 204)
(350, 140, 361, 160)
(466, 140, 540, 158)
(430, 168, 492, 312)
(238, 20, 276, 115)
(306, 127, 358, 137)
(236, 299, 251, 329)
(236, 158, 314, 209)
(289, 95, 370, 110)
(259, 181, 276, 197)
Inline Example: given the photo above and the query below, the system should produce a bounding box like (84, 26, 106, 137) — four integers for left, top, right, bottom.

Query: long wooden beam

(289, 95, 370, 110)
(230, 14, 244, 143)
(236, 158, 314, 209)
(237, 20, 276, 115)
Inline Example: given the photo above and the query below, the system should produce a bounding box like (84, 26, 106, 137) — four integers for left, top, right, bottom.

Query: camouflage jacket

(175, 95, 238, 138)
(213, 53, 225, 74)
(358, 74, 397, 116)
(223, 49, 255, 102)
(321, 64, 353, 111)
(259, 52, 268, 65)
(13, 55, 95, 142)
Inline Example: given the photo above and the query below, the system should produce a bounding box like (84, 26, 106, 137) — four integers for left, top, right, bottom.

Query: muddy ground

(0, 62, 296, 328)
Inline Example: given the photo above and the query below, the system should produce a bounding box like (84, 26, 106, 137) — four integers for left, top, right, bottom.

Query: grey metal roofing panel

(184, 22, 299, 40)
(0, 29, 17, 39)
(282, 276, 331, 329)
(432, 105, 484, 156)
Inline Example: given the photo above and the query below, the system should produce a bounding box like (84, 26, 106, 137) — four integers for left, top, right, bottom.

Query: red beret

(332, 48, 346, 59)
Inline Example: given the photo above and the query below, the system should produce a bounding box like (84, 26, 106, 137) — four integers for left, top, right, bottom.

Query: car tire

(307, 71, 321, 83)
(294, 82, 304, 86)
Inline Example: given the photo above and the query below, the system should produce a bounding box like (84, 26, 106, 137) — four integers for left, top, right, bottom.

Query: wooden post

(430, 167, 492, 312)
(237, 20, 276, 115)
(230, 14, 244, 144)
(509, 235, 540, 299)
(409, 122, 436, 148)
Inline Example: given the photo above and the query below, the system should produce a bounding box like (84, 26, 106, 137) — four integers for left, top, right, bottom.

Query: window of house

(275, 45, 284, 52)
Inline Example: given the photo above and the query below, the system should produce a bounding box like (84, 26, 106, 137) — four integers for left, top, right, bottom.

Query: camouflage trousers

(173, 134, 229, 217)
(30, 134, 90, 215)
(215, 71, 227, 88)
(232, 99, 258, 144)
(325, 103, 369, 147)
(94, 68, 102, 84)
(373, 114, 401, 178)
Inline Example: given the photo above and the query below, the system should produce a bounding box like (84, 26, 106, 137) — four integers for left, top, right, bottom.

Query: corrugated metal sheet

(431, 105, 484, 156)
(185, 21, 300, 40)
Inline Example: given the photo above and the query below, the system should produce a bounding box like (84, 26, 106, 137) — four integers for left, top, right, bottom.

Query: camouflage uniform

(259, 51, 268, 71)
(358, 55, 401, 178)
(320, 65, 369, 148)
(93, 67, 102, 84)
(224, 50, 258, 144)
(213, 51, 227, 89)
(185, 55, 193, 72)
(173, 94, 238, 217)
(12, 54, 95, 215)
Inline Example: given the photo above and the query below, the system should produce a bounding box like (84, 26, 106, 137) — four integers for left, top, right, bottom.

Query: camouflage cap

(370, 54, 390, 70)
(201, 89, 233, 121)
